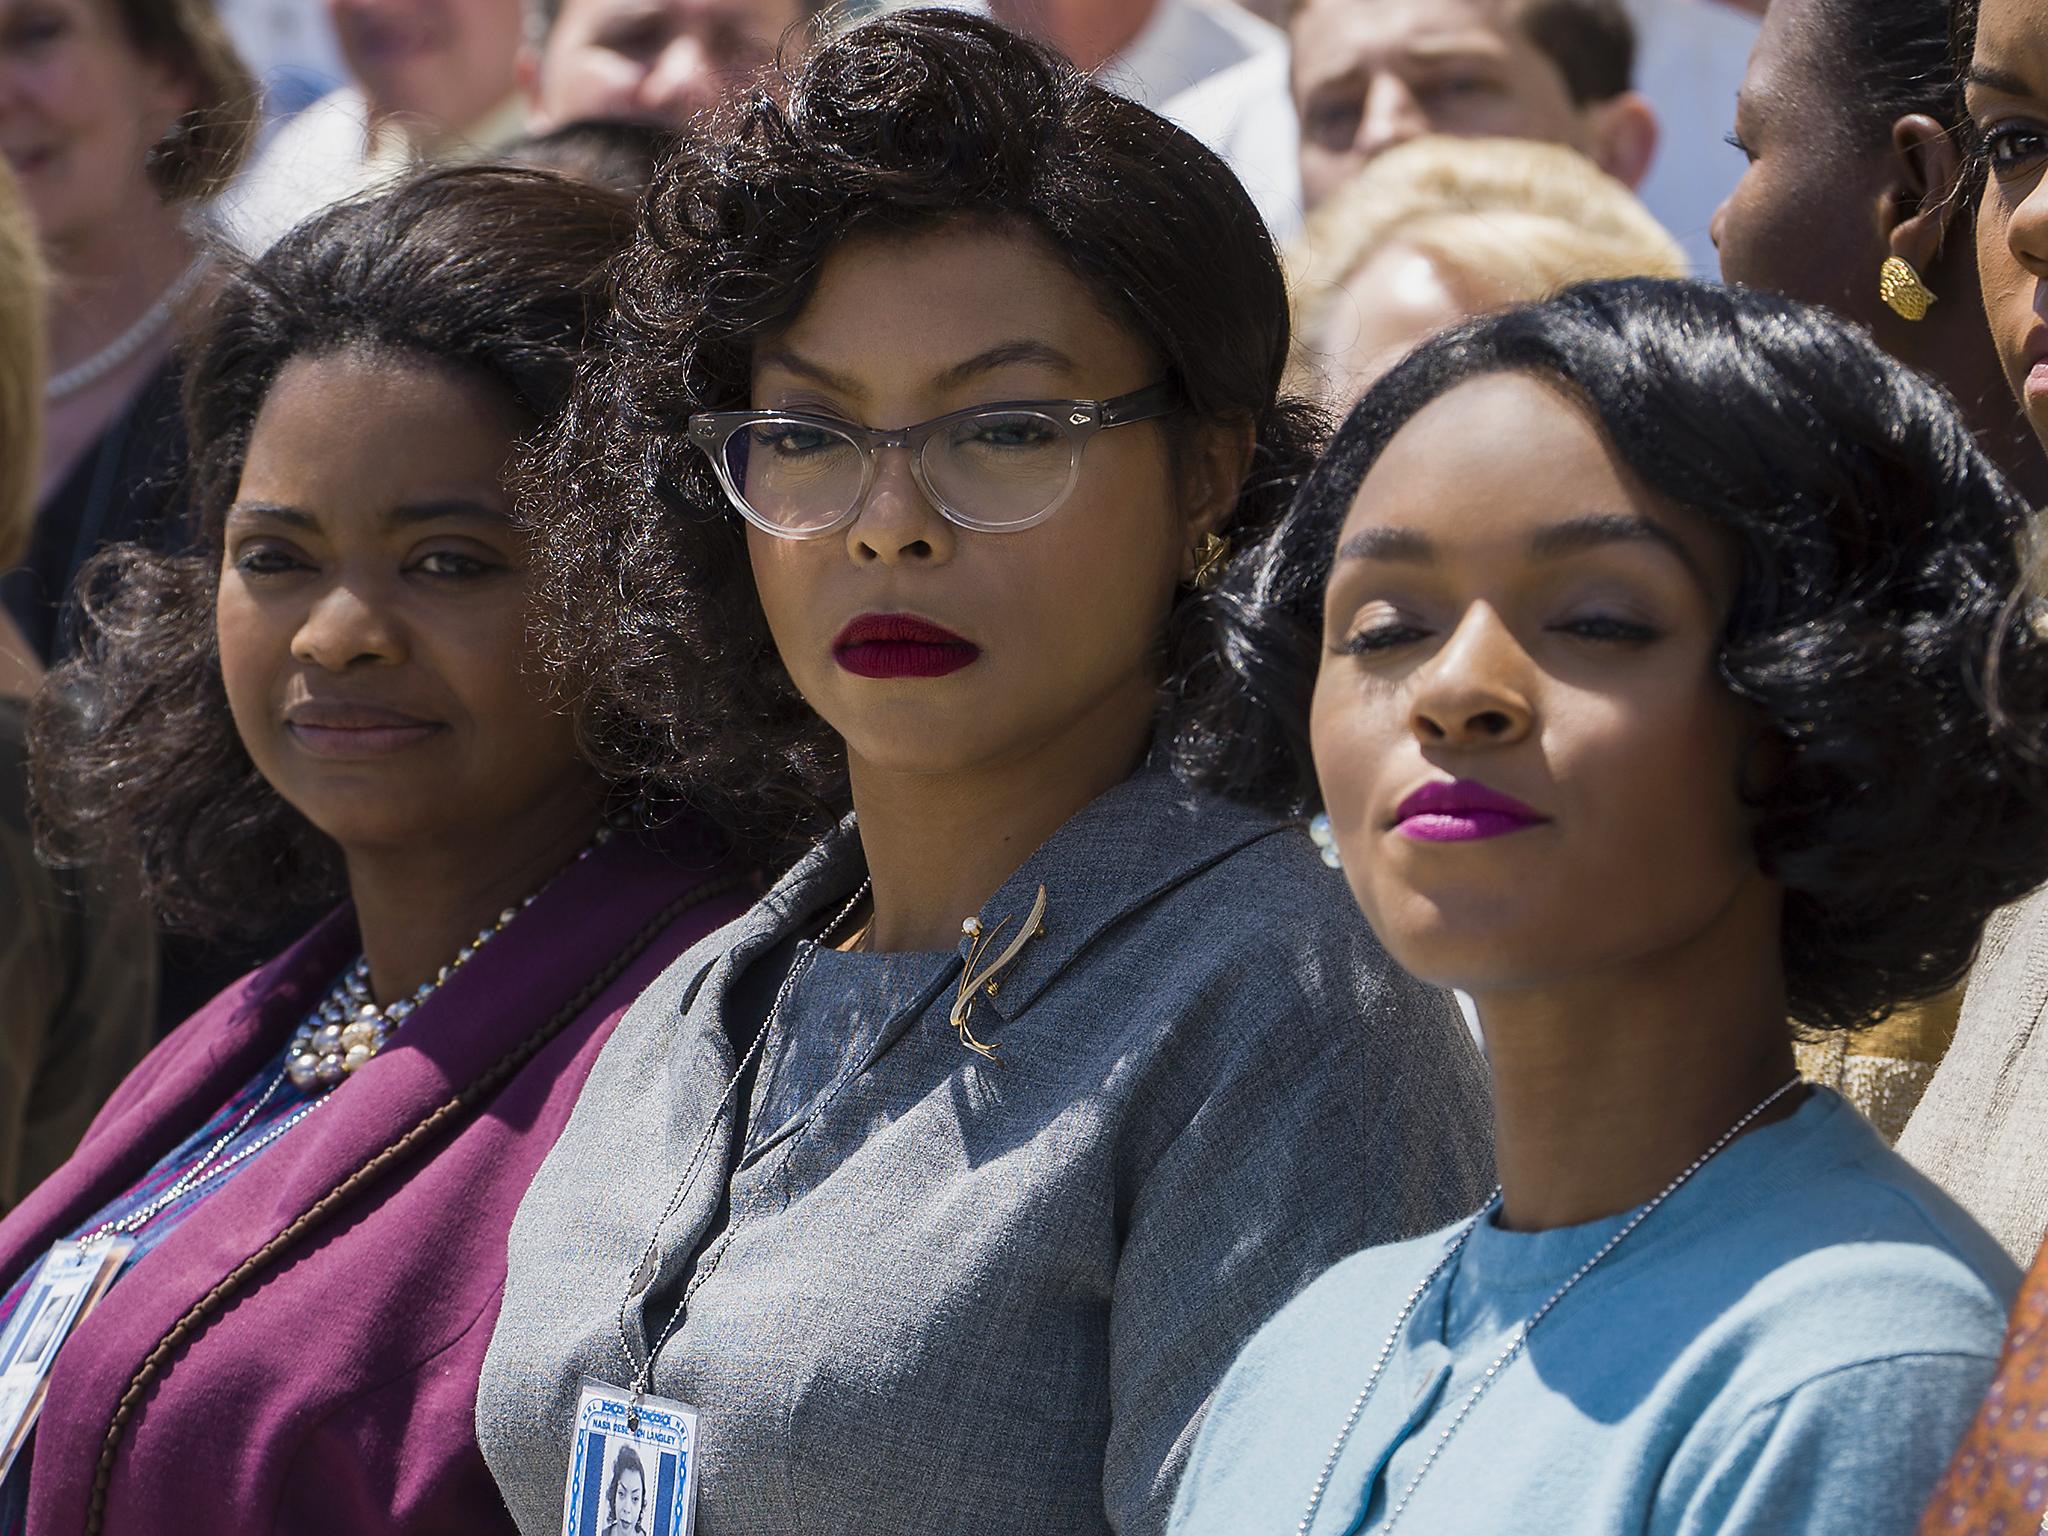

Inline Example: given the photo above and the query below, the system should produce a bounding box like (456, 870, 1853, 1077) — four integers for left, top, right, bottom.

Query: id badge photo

(561, 1376, 701, 1536)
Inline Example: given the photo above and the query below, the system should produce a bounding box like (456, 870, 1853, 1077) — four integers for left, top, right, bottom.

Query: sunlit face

(610, 1463, 644, 1526)
(0, 0, 194, 249)
(218, 350, 597, 860)
(1315, 241, 1492, 404)
(1291, 0, 1591, 210)
(1966, 0, 2048, 447)
(528, 0, 801, 132)
(1712, 0, 1888, 325)
(326, 0, 523, 132)
(1310, 372, 1764, 996)
(743, 221, 1217, 787)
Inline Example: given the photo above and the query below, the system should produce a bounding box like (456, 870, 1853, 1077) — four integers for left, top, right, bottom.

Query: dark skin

(218, 350, 606, 1005)
(1714, 0, 2048, 504)
(745, 222, 1251, 954)
(1964, 0, 2048, 452)
(1311, 373, 1802, 1232)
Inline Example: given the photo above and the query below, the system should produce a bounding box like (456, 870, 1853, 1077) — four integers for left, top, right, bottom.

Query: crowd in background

(9, 0, 2048, 1532)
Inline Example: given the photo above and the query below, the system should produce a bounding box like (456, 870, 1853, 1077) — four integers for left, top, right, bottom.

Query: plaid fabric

(0, 700, 155, 1209)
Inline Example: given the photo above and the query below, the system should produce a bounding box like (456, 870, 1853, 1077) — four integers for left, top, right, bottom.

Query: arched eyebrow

(1967, 63, 2039, 99)
(1335, 525, 1434, 564)
(757, 340, 1081, 399)
(222, 500, 508, 530)
(1335, 512, 1707, 585)
(383, 499, 509, 528)
(225, 501, 314, 529)
(1528, 513, 1706, 584)
(932, 340, 1079, 390)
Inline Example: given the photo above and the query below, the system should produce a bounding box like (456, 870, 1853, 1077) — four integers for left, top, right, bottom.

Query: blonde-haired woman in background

(1288, 134, 1687, 407)
(0, 166, 153, 1211)
(0, 0, 255, 663)
(2, 0, 264, 1024)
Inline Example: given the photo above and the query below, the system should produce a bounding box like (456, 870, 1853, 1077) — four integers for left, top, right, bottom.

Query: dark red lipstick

(832, 613, 981, 679)
(1393, 780, 1549, 843)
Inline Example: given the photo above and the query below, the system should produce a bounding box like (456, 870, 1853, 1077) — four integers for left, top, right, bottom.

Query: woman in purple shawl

(0, 164, 750, 1536)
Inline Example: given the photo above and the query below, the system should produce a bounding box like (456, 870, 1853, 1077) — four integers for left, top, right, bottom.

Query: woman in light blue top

(1170, 278, 2048, 1535)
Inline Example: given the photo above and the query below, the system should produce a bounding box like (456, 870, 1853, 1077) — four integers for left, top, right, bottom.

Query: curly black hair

(31, 164, 637, 939)
(523, 7, 1323, 860)
(1207, 276, 2048, 1031)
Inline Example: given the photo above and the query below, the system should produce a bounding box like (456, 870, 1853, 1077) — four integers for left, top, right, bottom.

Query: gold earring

(1192, 532, 1231, 590)
(1879, 255, 1937, 321)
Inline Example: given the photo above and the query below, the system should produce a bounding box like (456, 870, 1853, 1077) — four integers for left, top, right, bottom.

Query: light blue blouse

(1171, 1088, 2020, 1536)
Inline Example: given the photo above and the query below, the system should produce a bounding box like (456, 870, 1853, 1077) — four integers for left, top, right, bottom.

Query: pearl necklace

(287, 825, 614, 1090)
(1297, 1075, 1804, 1536)
(79, 825, 617, 1248)
(44, 259, 208, 402)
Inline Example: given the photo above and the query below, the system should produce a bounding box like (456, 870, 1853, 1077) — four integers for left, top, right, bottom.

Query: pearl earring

(1309, 813, 1342, 869)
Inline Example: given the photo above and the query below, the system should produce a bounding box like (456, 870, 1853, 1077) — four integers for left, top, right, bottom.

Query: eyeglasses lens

(925, 411, 1075, 527)
(725, 410, 1079, 531)
(727, 420, 866, 536)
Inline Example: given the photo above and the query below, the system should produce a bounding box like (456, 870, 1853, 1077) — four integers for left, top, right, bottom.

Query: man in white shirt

(888, 0, 1287, 225)
(1175, 0, 1752, 263)
(1291, 0, 1655, 217)
(223, 0, 529, 251)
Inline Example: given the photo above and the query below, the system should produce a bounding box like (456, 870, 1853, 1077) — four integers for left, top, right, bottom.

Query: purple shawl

(0, 831, 750, 1535)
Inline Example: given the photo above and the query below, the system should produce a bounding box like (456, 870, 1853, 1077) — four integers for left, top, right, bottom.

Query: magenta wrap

(0, 830, 750, 1536)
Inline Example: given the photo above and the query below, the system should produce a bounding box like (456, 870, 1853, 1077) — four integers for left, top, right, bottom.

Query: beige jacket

(1898, 889, 2048, 1263)
(0, 696, 154, 1206)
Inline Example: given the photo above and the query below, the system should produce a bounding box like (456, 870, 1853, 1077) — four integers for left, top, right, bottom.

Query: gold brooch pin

(951, 884, 1049, 1062)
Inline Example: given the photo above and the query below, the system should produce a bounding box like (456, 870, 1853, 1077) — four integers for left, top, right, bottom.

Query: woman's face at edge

(1309, 372, 1770, 997)
(217, 348, 599, 863)
(1969, 0, 2048, 446)
(0, 0, 196, 247)
(1713, 0, 1892, 328)
(741, 220, 1237, 786)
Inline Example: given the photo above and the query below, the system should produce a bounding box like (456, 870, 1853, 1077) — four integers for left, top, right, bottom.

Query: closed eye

(1552, 615, 1660, 644)
(1340, 621, 1431, 655)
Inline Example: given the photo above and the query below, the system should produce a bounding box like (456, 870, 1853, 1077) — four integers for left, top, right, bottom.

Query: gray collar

(751, 768, 1294, 1024)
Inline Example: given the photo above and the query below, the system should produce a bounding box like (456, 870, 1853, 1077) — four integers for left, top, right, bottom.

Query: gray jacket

(478, 769, 1494, 1535)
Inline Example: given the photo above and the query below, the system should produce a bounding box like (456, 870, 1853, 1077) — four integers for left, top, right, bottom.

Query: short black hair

(1201, 277, 2048, 1032)
(1804, 0, 1961, 146)
(1290, 0, 1635, 103)
(31, 166, 636, 938)
(1514, 0, 1635, 104)
(525, 8, 1323, 859)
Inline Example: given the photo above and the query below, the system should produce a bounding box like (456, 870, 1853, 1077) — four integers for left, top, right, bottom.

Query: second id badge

(560, 1376, 701, 1536)
(0, 1237, 133, 1479)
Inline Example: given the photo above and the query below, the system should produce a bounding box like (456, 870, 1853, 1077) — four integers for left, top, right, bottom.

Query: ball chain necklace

(44, 258, 208, 402)
(619, 876, 873, 1388)
(78, 826, 615, 1248)
(1297, 1074, 1804, 1536)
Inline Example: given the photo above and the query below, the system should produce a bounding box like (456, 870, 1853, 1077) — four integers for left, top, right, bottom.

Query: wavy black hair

(526, 7, 1322, 858)
(31, 165, 637, 938)
(1206, 276, 2048, 1031)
